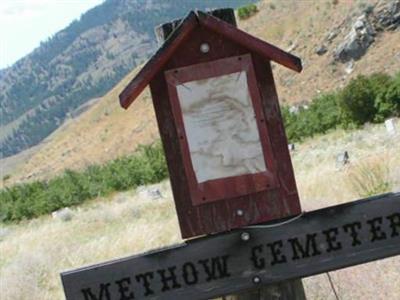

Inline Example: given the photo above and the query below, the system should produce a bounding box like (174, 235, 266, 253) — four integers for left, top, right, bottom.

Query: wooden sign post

(119, 8, 302, 239)
(60, 9, 400, 300)
(123, 8, 305, 297)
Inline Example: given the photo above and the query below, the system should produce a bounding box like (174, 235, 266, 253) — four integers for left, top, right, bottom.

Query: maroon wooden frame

(121, 14, 302, 238)
(165, 54, 279, 206)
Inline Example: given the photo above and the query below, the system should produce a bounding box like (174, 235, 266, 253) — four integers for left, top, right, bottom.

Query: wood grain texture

(226, 280, 306, 300)
(61, 193, 400, 300)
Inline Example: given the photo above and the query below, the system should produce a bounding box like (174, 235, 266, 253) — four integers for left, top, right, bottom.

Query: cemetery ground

(0, 119, 399, 300)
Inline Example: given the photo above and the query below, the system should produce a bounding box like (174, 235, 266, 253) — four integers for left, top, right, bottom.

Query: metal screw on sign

(200, 42, 210, 53)
(253, 276, 261, 284)
(240, 232, 250, 241)
(236, 209, 244, 217)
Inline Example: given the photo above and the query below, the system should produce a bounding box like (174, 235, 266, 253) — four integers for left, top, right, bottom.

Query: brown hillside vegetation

(3, 0, 400, 185)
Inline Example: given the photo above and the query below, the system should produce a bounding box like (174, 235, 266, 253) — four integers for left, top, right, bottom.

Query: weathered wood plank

(225, 279, 306, 300)
(61, 193, 400, 300)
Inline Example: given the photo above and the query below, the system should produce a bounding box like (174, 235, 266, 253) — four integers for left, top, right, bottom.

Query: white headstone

(336, 151, 350, 166)
(0, 227, 11, 241)
(52, 207, 73, 221)
(385, 118, 396, 135)
(138, 186, 163, 200)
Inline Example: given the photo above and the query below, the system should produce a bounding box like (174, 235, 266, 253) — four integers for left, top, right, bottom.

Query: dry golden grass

(346, 156, 393, 198)
(292, 120, 400, 210)
(1, 120, 399, 299)
(0, 181, 180, 300)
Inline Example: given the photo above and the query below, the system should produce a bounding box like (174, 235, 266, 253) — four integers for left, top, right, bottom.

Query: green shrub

(282, 72, 399, 142)
(0, 142, 167, 223)
(283, 92, 340, 142)
(337, 75, 377, 127)
(374, 72, 400, 122)
(238, 4, 258, 19)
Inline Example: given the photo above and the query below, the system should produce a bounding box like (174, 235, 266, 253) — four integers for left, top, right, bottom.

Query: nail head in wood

(253, 276, 261, 284)
(240, 232, 250, 241)
(200, 42, 210, 53)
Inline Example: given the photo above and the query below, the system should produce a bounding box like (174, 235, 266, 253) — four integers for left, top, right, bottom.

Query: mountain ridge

(0, 0, 253, 158)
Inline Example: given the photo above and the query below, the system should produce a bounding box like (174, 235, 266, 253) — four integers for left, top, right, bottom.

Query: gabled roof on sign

(119, 10, 302, 109)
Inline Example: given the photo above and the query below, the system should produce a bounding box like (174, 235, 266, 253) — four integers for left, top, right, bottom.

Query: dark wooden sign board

(119, 10, 302, 238)
(61, 192, 400, 300)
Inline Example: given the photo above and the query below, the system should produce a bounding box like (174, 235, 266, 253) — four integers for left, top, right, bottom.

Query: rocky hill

(0, 0, 252, 158)
(1, 0, 399, 186)
(239, 0, 399, 104)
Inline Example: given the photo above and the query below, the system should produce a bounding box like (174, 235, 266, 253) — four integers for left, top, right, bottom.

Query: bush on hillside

(0, 142, 167, 222)
(337, 75, 377, 127)
(283, 72, 399, 142)
(337, 73, 399, 127)
(238, 4, 258, 19)
(374, 72, 400, 122)
(283, 92, 341, 142)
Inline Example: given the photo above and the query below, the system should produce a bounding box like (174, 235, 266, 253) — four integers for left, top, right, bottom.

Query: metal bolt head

(240, 232, 250, 241)
(200, 42, 210, 53)
(236, 209, 244, 216)
(253, 276, 261, 284)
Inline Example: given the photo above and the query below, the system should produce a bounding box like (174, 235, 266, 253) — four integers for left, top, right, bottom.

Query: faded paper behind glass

(176, 71, 267, 183)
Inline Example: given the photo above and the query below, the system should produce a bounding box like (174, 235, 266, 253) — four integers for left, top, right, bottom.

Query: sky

(0, 0, 104, 69)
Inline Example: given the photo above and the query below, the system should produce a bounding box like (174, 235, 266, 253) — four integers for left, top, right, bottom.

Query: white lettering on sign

(176, 71, 267, 183)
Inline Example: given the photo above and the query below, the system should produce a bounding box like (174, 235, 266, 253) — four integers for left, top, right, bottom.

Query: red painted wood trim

(119, 12, 198, 109)
(197, 11, 302, 73)
(120, 10, 303, 110)
(165, 54, 279, 206)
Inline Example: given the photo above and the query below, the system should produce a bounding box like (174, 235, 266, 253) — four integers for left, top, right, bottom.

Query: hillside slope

(240, 0, 400, 104)
(3, 67, 159, 185)
(3, 0, 400, 185)
(0, 0, 252, 158)
(1, 119, 399, 299)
